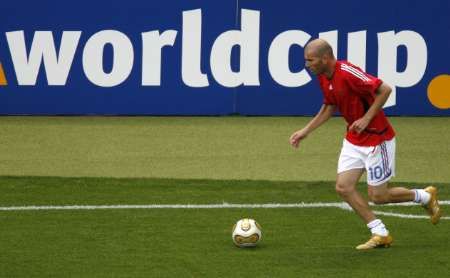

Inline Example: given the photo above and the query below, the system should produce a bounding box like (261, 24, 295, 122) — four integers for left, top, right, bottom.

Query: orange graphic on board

(0, 63, 7, 85)
(427, 74, 450, 109)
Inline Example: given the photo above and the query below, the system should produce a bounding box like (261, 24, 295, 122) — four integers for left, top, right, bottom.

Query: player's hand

(289, 129, 308, 148)
(349, 117, 370, 134)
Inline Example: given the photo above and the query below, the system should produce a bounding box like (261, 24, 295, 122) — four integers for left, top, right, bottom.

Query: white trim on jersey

(341, 67, 369, 82)
(341, 64, 370, 82)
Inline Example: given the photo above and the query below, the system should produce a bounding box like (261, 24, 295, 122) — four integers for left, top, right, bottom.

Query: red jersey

(318, 61, 395, 146)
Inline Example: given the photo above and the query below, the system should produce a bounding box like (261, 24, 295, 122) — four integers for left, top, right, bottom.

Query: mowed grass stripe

(1, 176, 448, 222)
(0, 116, 449, 182)
(1, 176, 449, 206)
(1, 176, 449, 277)
(1, 206, 449, 277)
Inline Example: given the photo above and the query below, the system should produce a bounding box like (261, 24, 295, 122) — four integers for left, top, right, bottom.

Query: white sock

(413, 189, 430, 205)
(367, 219, 389, 237)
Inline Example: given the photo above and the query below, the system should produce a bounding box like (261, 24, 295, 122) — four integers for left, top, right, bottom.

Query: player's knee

(335, 182, 354, 197)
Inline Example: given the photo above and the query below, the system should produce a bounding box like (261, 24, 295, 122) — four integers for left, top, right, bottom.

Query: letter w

(6, 31, 81, 85)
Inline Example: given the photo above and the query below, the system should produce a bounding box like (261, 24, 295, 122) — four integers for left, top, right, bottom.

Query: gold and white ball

(232, 218, 262, 247)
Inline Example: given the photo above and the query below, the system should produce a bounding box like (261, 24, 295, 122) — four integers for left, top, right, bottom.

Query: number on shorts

(368, 166, 383, 180)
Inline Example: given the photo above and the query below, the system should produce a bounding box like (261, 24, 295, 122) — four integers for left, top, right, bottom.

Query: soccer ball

(232, 218, 262, 247)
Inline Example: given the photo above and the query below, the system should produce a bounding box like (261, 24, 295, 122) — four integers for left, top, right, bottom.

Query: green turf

(0, 176, 449, 206)
(0, 116, 449, 182)
(0, 116, 449, 277)
(0, 176, 449, 277)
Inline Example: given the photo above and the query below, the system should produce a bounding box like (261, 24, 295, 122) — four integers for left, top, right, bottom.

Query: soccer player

(289, 38, 441, 250)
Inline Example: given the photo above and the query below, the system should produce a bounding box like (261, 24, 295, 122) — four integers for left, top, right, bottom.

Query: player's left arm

(349, 82, 392, 134)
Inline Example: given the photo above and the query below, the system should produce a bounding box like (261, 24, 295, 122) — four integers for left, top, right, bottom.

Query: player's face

(304, 50, 325, 75)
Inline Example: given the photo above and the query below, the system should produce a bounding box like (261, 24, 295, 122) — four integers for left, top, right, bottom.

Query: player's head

(304, 39, 335, 75)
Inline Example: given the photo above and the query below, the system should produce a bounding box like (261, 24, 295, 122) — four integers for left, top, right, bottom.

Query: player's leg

(366, 138, 441, 224)
(368, 183, 441, 224)
(336, 139, 378, 223)
(336, 169, 393, 250)
(367, 182, 414, 204)
(336, 139, 392, 249)
(336, 140, 373, 221)
(336, 168, 375, 223)
(366, 138, 415, 203)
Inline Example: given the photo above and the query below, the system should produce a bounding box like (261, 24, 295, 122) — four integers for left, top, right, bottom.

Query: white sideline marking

(0, 201, 449, 220)
(372, 211, 445, 219)
(0, 202, 349, 211)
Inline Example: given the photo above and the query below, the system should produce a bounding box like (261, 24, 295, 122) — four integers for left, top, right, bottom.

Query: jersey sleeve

(343, 66, 382, 96)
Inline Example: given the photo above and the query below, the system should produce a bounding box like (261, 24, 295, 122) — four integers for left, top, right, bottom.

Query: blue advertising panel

(235, 0, 450, 115)
(0, 0, 237, 115)
(0, 0, 448, 115)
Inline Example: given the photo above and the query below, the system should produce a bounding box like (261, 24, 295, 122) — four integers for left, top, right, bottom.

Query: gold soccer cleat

(424, 186, 441, 225)
(356, 234, 393, 250)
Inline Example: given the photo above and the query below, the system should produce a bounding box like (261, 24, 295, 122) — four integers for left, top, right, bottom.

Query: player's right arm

(289, 104, 336, 148)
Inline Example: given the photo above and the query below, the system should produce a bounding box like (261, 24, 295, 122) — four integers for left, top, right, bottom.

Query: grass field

(0, 116, 449, 182)
(0, 117, 449, 277)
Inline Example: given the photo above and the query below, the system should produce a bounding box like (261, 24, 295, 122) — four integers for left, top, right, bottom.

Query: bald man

(289, 39, 441, 250)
